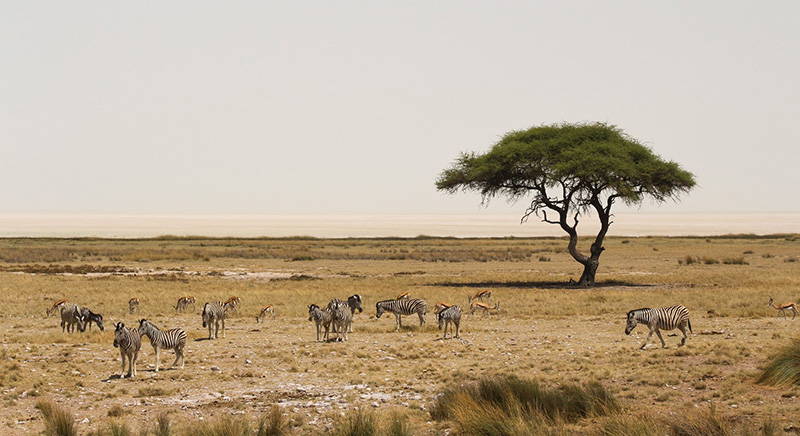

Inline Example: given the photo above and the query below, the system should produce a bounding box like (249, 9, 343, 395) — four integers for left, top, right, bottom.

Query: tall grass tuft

(36, 398, 77, 436)
(154, 412, 172, 436)
(330, 409, 377, 436)
(257, 406, 291, 436)
(109, 420, 131, 436)
(756, 337, 800, 386)
(192, 416, 251, 436)
(667, 405, 729, 436)
(430, 375, 619, 435)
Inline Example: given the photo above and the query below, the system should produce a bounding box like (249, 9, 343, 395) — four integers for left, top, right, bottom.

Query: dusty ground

(1, 236, 799, 434)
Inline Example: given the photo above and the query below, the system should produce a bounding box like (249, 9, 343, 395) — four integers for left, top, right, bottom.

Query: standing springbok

(47, 299, 69, 317)
(128, 298, 140, 314)
(469, 289, 492, 304)
(768, 297, 798, 320)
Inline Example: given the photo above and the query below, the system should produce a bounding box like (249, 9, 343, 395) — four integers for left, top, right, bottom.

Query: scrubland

(0, 234, 799, 435)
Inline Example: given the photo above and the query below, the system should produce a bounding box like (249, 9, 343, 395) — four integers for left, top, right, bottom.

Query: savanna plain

(1, 234, 800, 436)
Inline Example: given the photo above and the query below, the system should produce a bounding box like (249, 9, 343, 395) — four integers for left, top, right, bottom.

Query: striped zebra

(308, 304, 333, 342)
(328, 299, 353, 341)
(79, 307, 104, 331)
(129, 298, 140, 314)
(438, 305, 462, 340)
(202, 301, 227, 339)
(328, 295, 362, 333)
(375, 298, 427, 331)
(113, 322, 141, 378)
(60, 304, 85, 333)
(138, 319, 187, 371)
(625, 305, 693, 349)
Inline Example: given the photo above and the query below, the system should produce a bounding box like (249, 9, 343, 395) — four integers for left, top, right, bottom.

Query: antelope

(396, 292, 411, 300)
(470, 300, 500, 316)
(468, 290, 492, 305)
(46, 299, 69, 317)
(434, 301, 452, 314)
(256, 304, 275, 323)
(224, 296, 240, 313)
(768, 297, 798, 320)
(128, 297, 140, 314)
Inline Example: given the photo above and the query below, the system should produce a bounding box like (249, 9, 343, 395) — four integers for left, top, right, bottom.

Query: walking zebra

(129, 298, 140, 314)
(328, 299, 353, 341)
(138, 319, 187, 371)
(79, 307, 104, 331)
(438, 305, 462, 339)
(625, 305, 692, 349)
(308, 304, 333, 342)
(375, 298, 427, 331)
(47, 299, 69, 317)
(113, 322, 141, 378)
(202, 301, 227, 339)
(60, 304, 85, 333)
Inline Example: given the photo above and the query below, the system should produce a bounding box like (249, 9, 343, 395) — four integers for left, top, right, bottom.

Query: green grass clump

(430, 375, 619, 435)
(756, 337, 800, 386)
(36, 399, 77, 436)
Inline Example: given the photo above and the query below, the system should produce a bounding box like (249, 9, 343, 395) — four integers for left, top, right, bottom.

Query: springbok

(470, 300, 500, 316)
(768, 297, 798, 320)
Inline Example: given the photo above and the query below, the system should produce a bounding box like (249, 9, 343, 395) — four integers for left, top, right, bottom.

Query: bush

(330, 409, 377, 436)
(257, 406, 291, 436)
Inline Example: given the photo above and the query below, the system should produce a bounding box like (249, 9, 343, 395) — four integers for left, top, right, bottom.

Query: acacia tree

(436, 122, 696, 286)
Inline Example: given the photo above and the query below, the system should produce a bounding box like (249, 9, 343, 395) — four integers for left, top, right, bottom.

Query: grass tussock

(756, 337, 800, 386)
(257, 406, 292, 436)
(330, 409, 377, 436)
(430, 375, 619, 435)
(36, 398, 77, 436)
(190, 416, 251, 436)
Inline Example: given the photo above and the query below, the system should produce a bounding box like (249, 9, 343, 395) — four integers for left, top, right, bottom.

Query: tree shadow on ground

(427, 280, 658, 290)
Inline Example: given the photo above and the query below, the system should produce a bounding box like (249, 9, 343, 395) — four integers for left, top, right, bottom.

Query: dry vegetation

(1, 234, 799, 435)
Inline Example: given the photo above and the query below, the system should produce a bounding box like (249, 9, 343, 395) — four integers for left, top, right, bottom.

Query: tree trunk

(571, 223, 608, 286)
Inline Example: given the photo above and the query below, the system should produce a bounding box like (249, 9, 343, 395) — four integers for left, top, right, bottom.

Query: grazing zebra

(768, 297, 798, 320)
(625, 305, 692, 349)
(256, 304, 275, 323)
(438, 305, 462, 339)
(375, 298, 427, 331)
(469, 289, 492, 304)
(129, 298, 140, 314)
(308, 304, 333, 342)
(79, 307, 104, 331)
(328, 300, 353, 341)
(434, 301, 452, 314)
(201, 301, 227, 339)
(396, 291, 410, 300)
(113, 322, 141, 378)
(47, 299, 69, 317)
(60, 304, 85, 333)
(138, 319, 187, 371)
(470, 301, 500, 316)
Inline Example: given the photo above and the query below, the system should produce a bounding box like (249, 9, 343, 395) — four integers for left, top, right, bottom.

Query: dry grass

(1, 235, 799, 435)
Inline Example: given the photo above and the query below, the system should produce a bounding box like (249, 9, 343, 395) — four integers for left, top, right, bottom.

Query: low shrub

(756, 337, 800, 386)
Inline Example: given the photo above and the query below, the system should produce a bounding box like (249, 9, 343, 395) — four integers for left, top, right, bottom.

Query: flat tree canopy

(436, 122, 696, 285)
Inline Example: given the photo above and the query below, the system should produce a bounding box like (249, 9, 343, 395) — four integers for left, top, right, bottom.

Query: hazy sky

(2, 2, 799, 215)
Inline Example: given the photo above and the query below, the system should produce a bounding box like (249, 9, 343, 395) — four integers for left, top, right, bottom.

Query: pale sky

(2, 2, 799, 215)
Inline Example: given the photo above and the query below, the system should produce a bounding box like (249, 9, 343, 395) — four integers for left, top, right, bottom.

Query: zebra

(113, 322, 141, 378)
(138, 319, 187, 371)
(308, 304, 333, 342)
(129, 298, 140, 314)
(375, 298, 427, 331)
(60, 304, 85, 333)
(438, 305, 462, 340)
(625, 305, 692, 349)
(79, 307, 104, 331)
(328, 299, 353, 342)
(328, 295, 362, 333)
(202, 301, 227, 339)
